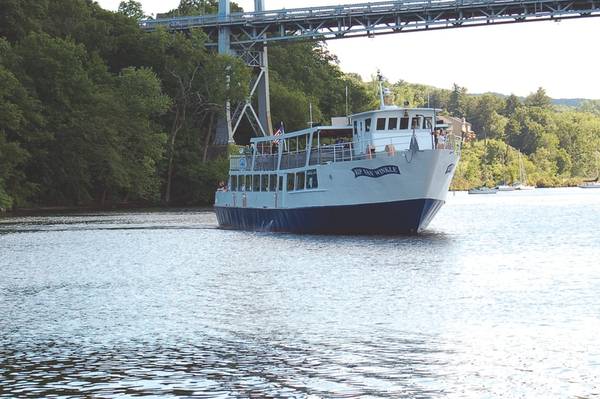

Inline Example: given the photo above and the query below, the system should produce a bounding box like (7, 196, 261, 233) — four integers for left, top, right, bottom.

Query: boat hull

(579, 183, 600, 188)
(215, 198, 444, 235)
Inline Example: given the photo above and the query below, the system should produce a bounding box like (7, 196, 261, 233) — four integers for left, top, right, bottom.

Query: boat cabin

(350, 106, 442, 153)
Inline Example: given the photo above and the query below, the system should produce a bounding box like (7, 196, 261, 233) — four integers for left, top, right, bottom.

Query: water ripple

(2, 190, 600, 397)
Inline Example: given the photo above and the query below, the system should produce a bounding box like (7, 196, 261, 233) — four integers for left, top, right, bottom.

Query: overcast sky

(97, 0, 600, 99)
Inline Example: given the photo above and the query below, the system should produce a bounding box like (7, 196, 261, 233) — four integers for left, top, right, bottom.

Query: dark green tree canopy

(118, 0, 146, 20)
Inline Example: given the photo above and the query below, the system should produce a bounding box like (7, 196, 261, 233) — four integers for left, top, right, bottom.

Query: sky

(97, 0, 600, 99)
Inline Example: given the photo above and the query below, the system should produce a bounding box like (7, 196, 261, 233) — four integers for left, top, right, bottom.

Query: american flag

(272, 121, 284, 144)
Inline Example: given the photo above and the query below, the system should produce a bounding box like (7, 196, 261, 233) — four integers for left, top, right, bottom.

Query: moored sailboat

(513, 152, 535, 190)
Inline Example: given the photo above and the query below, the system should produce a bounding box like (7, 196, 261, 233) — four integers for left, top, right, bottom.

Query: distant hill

(552, 98, 586, 107)
(472, 92, 587, 108)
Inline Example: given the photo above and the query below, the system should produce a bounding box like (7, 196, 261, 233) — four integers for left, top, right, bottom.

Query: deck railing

(229, 132, 462, 171)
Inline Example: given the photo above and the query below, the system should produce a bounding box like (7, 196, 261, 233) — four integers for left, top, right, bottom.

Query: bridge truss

(141, 0, 600, 144)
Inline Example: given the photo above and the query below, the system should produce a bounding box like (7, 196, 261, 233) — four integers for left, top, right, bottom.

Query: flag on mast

(272, 121, 284, 144)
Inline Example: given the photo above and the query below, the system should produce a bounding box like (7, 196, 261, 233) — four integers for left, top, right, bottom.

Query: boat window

(376, 118, 386, 130)
(230, 175, 237, 192)
(245, 175, 252, 191)
(400, 117, 409, 129)
(423, 117, 433, 129)
(365, 118, 371, 132)
(287, 173, 295, 191)
(306, 169, 318, 189)
(353, 121, 358, 135)
(411, 117, 421, 129)
(296, 171, 305, 190)
(261, 174, 269, 191)
(388, 117, 398, 130)
(269, 174, 277, 191)
(278, 176, 283, 191)
(237, 175, 244, 191)
(253, 175, 260, 192)
(359, 121, 363, 132)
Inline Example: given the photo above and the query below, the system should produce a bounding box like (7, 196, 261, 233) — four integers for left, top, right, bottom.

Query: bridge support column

(214, 0, 273, 145)
(215, 0, 232, 145)
(255, 0, 272, 135)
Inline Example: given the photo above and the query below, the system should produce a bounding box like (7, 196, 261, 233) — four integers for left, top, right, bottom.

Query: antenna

(308, 102, 313, 128)
(345, 84, 349, 117)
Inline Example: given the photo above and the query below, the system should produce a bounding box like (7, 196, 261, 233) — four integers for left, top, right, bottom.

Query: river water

(1, 188, 599, 398)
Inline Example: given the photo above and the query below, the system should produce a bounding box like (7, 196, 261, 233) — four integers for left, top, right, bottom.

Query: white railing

(229, 132, 462, 171)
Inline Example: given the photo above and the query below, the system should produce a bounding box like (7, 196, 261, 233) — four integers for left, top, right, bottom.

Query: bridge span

(142, 0, 599, 45)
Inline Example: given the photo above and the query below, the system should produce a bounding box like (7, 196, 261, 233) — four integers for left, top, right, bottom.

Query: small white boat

(495, 184, 515, 192)
(512, 182, 536, 191)
(468, 187, 498, 194)
(578, 181, 600, 189)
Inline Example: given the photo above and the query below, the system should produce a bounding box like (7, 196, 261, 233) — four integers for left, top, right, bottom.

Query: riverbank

(450, 178, 584, 191)
(0, 203, 215, 218)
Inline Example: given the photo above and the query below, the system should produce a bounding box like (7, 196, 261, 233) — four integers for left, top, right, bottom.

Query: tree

(524, 87, 552, 108)
(118, 0, 146, 20)
(269, 42, 370, 127)
(503, 94, 522, 116)
(469, 94, 508, 142)
(137, 30, 248, 204)
(579, 100, 600, 115)
(96, 67, 170, 203)
(448, 83, 468, 118)
(163, 0, 243, 17)
(0, 0, 49, 42)
(505, 106, 556, 155)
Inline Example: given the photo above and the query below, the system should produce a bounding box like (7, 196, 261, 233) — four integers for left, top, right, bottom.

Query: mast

(377, 70, 385, 110)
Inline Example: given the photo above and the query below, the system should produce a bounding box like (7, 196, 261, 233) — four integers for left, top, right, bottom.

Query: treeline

(2, 1, 599, 211)
(0, 0, 369, 210)
(385, 81, 600, 189)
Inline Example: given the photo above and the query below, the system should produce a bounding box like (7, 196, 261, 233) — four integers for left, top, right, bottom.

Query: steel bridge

(140, 0, 600, 144)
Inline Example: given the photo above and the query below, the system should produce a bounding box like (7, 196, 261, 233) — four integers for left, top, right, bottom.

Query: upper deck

(229, 107, 463, 173)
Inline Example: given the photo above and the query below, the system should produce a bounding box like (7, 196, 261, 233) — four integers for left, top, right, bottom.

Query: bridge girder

(142, 0, 600, 45)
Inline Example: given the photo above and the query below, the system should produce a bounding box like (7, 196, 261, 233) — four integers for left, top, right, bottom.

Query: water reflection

(1, 334, 451, 397)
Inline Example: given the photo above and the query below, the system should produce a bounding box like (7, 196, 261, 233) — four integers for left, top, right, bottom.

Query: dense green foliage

(382, 80, 600, 189)
(0, 0, 369, 210)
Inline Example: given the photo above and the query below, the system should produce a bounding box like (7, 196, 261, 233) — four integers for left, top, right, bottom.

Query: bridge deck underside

(142, 0, 600, 45)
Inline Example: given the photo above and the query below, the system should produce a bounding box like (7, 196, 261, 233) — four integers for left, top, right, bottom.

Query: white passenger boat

(214, 82, 463, 234)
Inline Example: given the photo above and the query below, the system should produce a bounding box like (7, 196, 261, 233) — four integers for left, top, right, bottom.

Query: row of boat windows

(229, 170, 319, 192)
(354, 116, 433, 132)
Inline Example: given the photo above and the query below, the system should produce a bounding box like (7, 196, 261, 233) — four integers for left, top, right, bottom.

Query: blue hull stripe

(215, 199, 444, 234)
